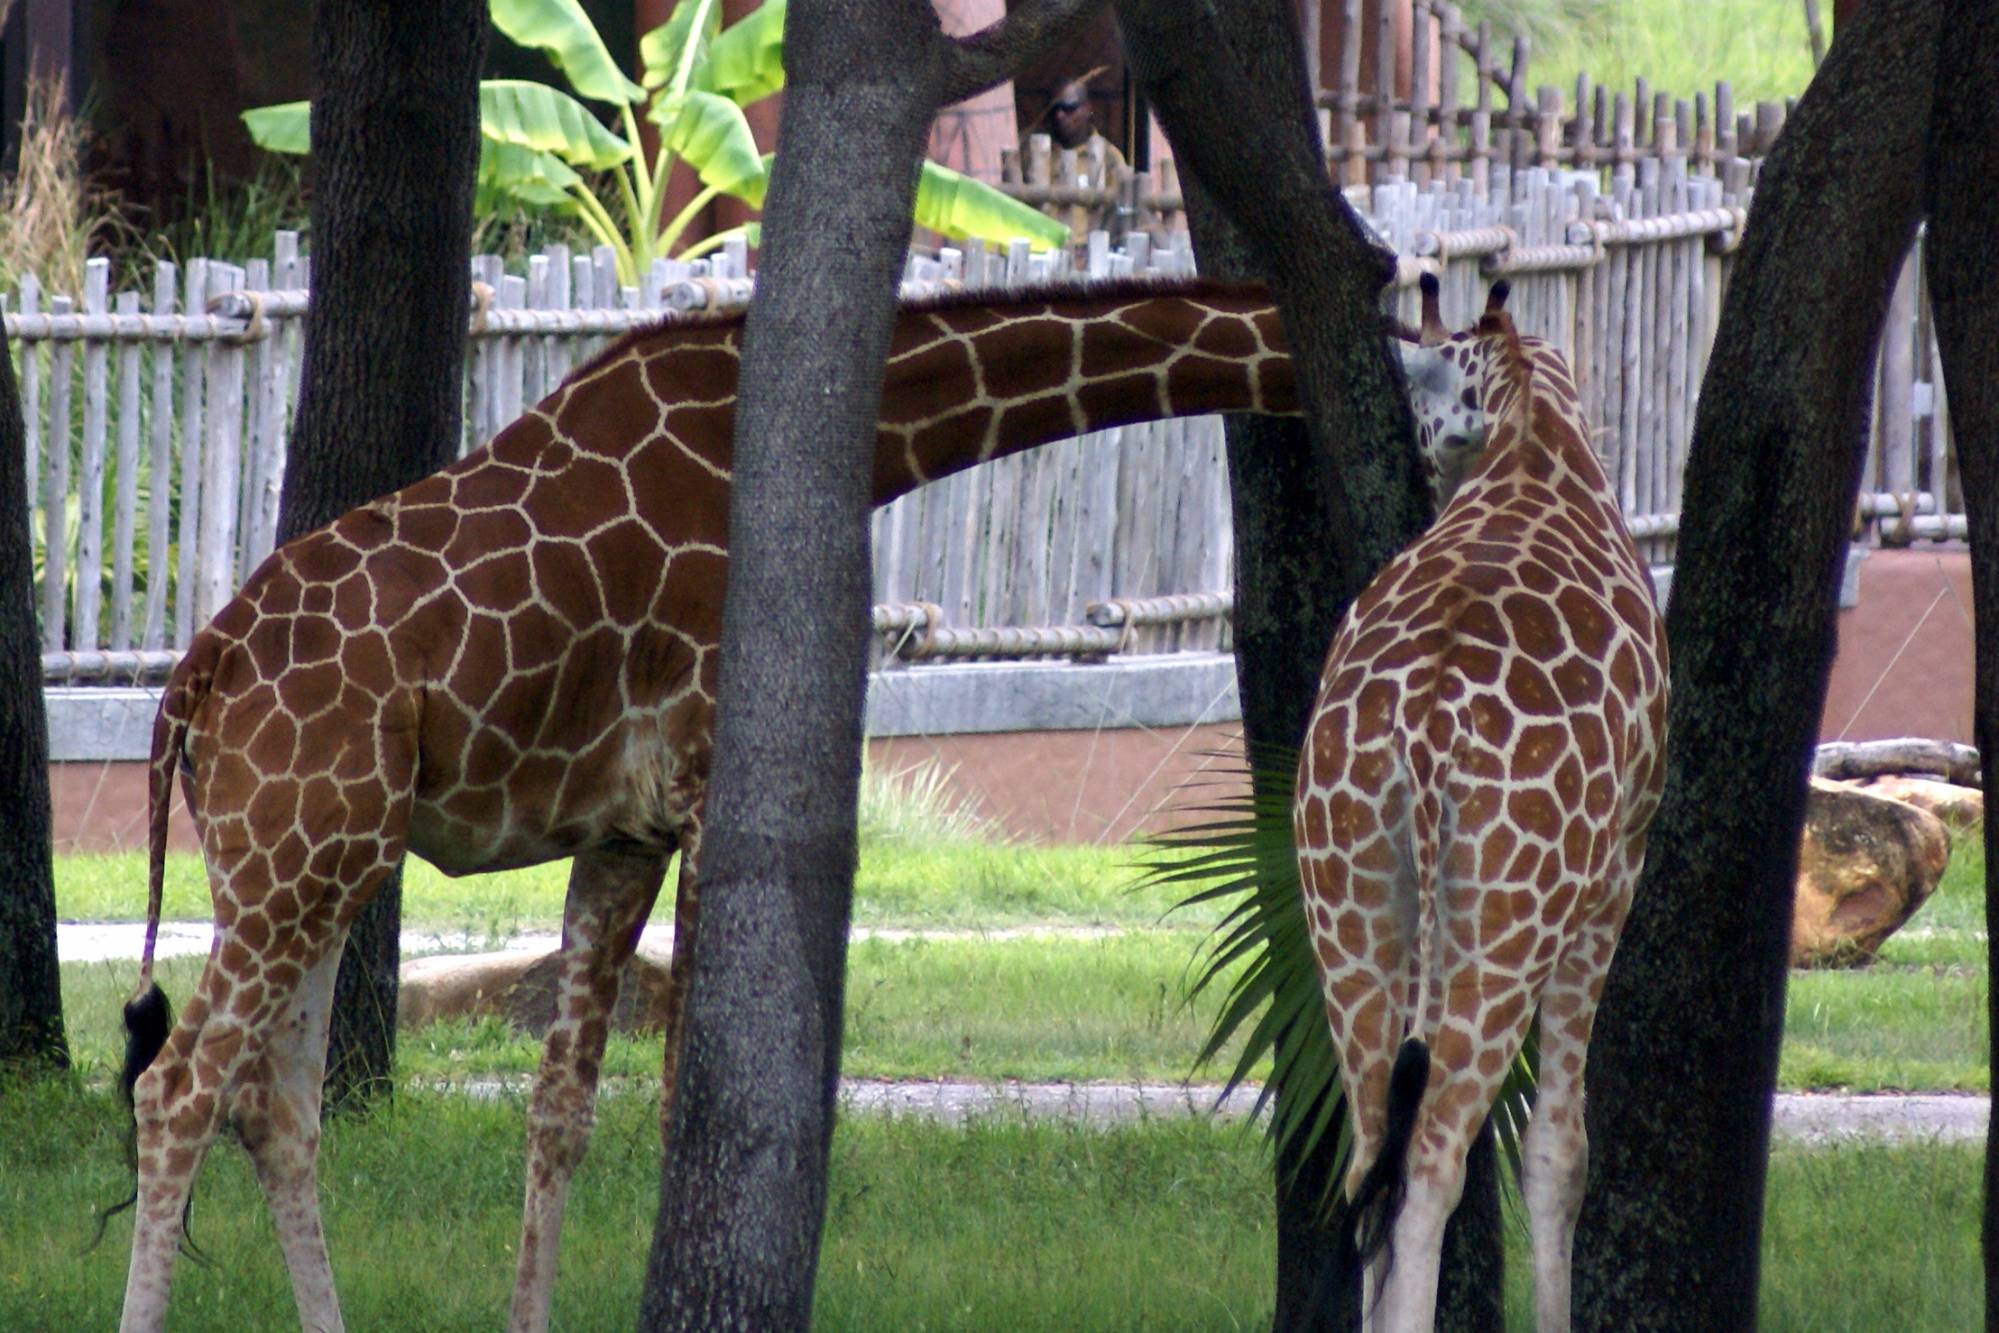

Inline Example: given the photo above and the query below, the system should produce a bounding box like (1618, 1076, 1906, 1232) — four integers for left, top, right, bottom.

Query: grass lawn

(53, 832, 1988, 1094)
(53, 840, 1194, 935)
(1471, 0, 1818, 105)
(0, 1075, 1979, 1331)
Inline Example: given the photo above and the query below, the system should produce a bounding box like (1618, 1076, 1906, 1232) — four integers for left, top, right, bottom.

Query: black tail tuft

(90, 984, 178, 1255)
(120, 984, 172, 1108)
(1350, 1037, 1432, 1283)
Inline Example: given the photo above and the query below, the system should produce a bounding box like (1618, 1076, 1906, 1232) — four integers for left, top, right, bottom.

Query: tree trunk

(638, 4, 939, 1324)
(1127, 2, 1501, 1325)
(637, 2, 1100, 1318)
(277, 0, 487, 1112)
(1573, 2, 1938, 1325)
(1918, 4, 1999, 1312)
(0, 315, 65, 1071)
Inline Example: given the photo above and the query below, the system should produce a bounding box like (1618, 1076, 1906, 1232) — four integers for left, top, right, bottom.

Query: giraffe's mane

(561, 274, 1271, 387)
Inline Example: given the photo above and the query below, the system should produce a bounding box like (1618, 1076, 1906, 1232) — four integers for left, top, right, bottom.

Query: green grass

(1463, 0, 1818, 106)
(51, 809, 1989, 1094)
(0, 1074, 1979, 1330)
(54, 840, 1191, 934)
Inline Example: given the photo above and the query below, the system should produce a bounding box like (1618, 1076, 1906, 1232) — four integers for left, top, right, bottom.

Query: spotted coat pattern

(1296, 307, 1668, 1331)
(115, 279, 1297, 1333)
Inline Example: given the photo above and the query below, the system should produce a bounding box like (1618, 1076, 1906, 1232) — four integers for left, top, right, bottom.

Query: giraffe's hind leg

(1520, 870, 1634, 1333)
(120, 903, 361, 1333)
(509, 845, 668, 1333)
(228, 941, 348, 1333)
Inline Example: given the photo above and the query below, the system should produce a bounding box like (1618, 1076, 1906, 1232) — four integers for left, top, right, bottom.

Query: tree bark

(1573, 2, 1939, 1325)
(1125, 2, 1500, 1325)
(1918, 3, 1999, 1313)
(639, 0, 1099, 1321)
(277, 0, 487, 1112)
(0, 315, 66, 1071)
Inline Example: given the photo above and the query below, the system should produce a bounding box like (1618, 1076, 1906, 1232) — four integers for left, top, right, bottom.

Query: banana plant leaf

(697, 0, 786, 106)
(1145, 739, 1537, 1216)
(914, 160, 1069, 251)
(654, 91, 769, 207)
(480, 80, 633, 171)
(640, 0, 722, 93)
(241, 101, 309, 155)
(478, 140, 586, 208)
(491, 0, 646, 106)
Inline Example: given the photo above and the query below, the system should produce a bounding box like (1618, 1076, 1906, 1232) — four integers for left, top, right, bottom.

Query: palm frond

(1143, 737, 1539, 1217)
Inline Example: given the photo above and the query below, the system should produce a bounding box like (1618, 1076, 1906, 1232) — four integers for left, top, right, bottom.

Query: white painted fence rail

(14, 162, 1961, 680)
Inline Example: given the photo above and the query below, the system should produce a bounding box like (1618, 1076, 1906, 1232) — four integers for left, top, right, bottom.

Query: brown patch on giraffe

(885, 337, 979, 420)
(1553, 755, 1587, 809)
(1504, 658, 1562, 716)
(1510, 723, 1566, 781)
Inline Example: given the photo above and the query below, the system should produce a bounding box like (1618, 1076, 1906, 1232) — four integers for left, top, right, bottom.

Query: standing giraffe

(1293, 276, 1668, 1331)
(113, 277, 1300, 1333)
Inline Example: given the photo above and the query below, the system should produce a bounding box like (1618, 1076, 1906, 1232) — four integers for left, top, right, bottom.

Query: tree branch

(933, 0, 1105, 106)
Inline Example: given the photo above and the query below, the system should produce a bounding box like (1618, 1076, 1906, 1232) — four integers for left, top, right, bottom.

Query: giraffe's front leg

(508, 847, 667, 1333)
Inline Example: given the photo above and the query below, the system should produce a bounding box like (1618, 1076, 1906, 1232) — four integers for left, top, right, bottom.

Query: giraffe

(112, 276, 1300, 1333)
(1292, 275, 1668, 1331)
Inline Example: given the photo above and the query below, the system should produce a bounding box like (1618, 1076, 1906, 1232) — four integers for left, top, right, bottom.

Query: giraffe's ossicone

(112, 276, 1299, 1333)
(1294, 276, 1668, 1332)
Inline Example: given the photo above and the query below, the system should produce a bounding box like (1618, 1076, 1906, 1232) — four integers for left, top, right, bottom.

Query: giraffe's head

(1396, 275, 1511, 508)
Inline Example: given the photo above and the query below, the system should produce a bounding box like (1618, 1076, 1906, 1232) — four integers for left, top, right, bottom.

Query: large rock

(1792, 778, 1950, 967)
(399, 947, 677, 1035)
(1853, 774, 1983, 829)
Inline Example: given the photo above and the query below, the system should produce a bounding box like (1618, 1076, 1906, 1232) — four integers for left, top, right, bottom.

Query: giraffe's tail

(122, 656, 201, 1089)
(1347, 740, 1450, 1288)
(95, 659, 206, 1253)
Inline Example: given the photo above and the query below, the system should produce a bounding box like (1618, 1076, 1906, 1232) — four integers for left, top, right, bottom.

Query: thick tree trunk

(277, 0, 487, 1111)
(1919, 4, 1999, 1311)
(638, 3, 1100, 1318)
(0, 316, 65, 1070)
(1573, 2, 1938, 1325)
(638, 4, 938, 1324)
(1133, 2, 1500, 1325)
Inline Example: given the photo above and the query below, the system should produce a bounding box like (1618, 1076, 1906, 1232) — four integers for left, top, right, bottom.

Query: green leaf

(477, 140, 586, 206)
(914, 160, 1070, 251)
(491, 0, 645, 106)
(698, 0, 786, 105)
(241, 101, 310, 155)
(655, 92, 769, 206)
(640, 0, 721, 92)
(480, 80, 633, 171)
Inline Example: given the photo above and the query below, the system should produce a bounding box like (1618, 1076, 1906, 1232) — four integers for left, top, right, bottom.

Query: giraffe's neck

(868, 281, 1294, 504)
(1453, 330, 1611, 507)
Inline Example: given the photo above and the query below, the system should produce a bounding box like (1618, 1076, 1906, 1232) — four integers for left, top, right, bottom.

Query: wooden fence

(15, 167, 1958, 678)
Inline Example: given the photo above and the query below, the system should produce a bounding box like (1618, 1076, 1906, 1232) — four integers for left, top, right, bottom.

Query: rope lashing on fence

(888, 621, 1127, 661)
(873, 601, 948, 659)
(1565, 206, 1748, 255)
(1085, 592, 1232, 629)
(469, 281, 495, 334)
(40, 649, 180, 685)
(2, 300, 298, 343)
(871, 594, 1237, 662)
(1412, 224, 1514, 265)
